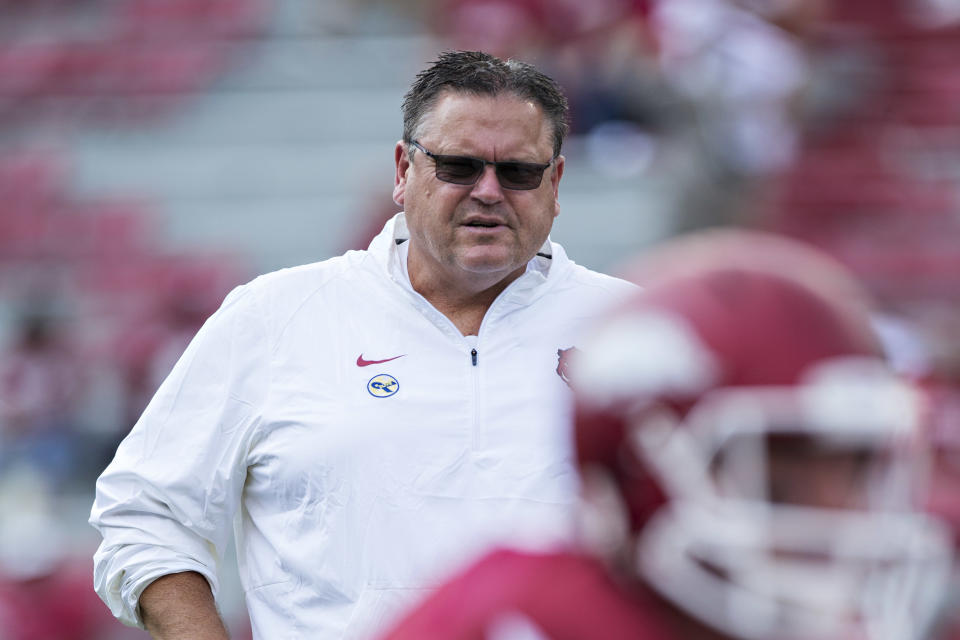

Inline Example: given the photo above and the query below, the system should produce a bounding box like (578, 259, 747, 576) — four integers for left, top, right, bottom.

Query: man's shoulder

(255, 250, 369, 285)
(241, 250, 374, 302)
(565, 263, 638, 295)
(214, 250, 379, 329)
(548, 243, 638, 298)
(544, 260, 639, 315)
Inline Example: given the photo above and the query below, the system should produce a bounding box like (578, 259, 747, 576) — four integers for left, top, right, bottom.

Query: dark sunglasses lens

(435, 156, 484, 185)
(496, 162, 545, 190)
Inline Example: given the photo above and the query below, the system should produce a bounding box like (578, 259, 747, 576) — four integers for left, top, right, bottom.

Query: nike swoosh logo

(357, 354, 405, 367)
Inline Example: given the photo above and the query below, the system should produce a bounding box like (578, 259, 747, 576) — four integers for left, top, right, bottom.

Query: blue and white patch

(367, 374, 399, 398)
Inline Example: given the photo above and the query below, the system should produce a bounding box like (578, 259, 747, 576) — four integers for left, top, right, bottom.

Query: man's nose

(470, 165, 504, 204)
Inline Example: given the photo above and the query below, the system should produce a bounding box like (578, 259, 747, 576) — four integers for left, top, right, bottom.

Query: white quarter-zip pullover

(90, 213, 635, 639)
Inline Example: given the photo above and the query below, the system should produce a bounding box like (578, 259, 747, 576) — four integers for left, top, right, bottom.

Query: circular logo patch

(367, 374, 399, 398)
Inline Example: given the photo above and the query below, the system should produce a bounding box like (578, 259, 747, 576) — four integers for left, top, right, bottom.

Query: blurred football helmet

(572, 229, 953, 640)
(919, 381, 960, 549)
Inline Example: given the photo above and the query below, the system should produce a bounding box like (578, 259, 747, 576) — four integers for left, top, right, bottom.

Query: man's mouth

(464, 220, 501, 228)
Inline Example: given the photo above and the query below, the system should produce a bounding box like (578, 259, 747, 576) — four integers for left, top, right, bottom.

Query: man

(378, 229, 954, 640)
(89, 51, 635, 639)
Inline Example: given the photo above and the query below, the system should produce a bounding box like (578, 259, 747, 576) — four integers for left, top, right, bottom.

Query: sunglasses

(408, 140, 555, 190)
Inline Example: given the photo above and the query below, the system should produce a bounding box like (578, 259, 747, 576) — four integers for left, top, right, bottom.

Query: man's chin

(456, 249, 520, 275)
(454, 259, 530, 291)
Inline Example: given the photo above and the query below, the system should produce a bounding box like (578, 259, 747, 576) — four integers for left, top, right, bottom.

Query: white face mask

(626, 360, 955, 640)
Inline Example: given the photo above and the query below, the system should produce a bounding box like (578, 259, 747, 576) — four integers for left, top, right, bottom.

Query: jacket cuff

(94, 544, 220, 628)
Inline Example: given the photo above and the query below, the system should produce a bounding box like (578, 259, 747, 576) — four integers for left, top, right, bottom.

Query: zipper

(394, 265, 534, 451)
(470, 349, 480, 450)
(467, 273, 537, 449)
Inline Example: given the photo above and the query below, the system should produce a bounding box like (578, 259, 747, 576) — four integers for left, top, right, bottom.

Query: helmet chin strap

(635, 503, 953, 640)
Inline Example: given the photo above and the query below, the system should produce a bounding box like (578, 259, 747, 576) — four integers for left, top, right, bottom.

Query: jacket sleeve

(89, 283, 270, 628)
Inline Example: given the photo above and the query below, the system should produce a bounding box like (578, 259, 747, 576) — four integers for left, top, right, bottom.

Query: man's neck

(408, 263, 525, 336)
(415, 278, 516, 336)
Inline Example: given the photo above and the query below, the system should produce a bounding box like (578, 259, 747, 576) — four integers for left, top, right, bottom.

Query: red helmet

(572, 229, 953, 640)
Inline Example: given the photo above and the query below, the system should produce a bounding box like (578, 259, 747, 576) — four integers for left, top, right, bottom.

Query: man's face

(393, 91, 564, 292)
(765, 436, 873, 510)
(714, 432, 875, 511)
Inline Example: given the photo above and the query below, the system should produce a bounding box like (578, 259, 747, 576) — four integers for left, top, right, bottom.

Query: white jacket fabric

(90, 213, 635, 639)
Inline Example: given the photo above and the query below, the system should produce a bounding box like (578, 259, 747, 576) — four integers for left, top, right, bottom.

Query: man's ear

(551, 155, 565, 218)
(393, 141, 410, 206)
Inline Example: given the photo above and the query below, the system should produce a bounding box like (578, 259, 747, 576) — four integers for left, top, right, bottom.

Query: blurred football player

(916, 379, 960, 640)
(378, 229, 953, 640)
(872, 312, 960, 640)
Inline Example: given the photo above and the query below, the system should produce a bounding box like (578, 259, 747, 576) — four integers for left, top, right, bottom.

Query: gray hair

(402, 50, 569, 158)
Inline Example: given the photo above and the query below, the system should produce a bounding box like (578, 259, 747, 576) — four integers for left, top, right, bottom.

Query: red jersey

(0, 560, 135, 640)
(378, 548, 676, 640)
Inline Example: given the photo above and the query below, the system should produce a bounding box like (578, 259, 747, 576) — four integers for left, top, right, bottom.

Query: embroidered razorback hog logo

(556, 347, 580, 388)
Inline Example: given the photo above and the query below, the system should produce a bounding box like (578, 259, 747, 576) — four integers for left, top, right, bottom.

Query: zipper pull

(471, 348, 478, 366)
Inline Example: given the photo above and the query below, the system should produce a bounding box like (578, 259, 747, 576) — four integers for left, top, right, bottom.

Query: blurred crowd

(2, 0, 960, 638)
(0, 1, 265, 637)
